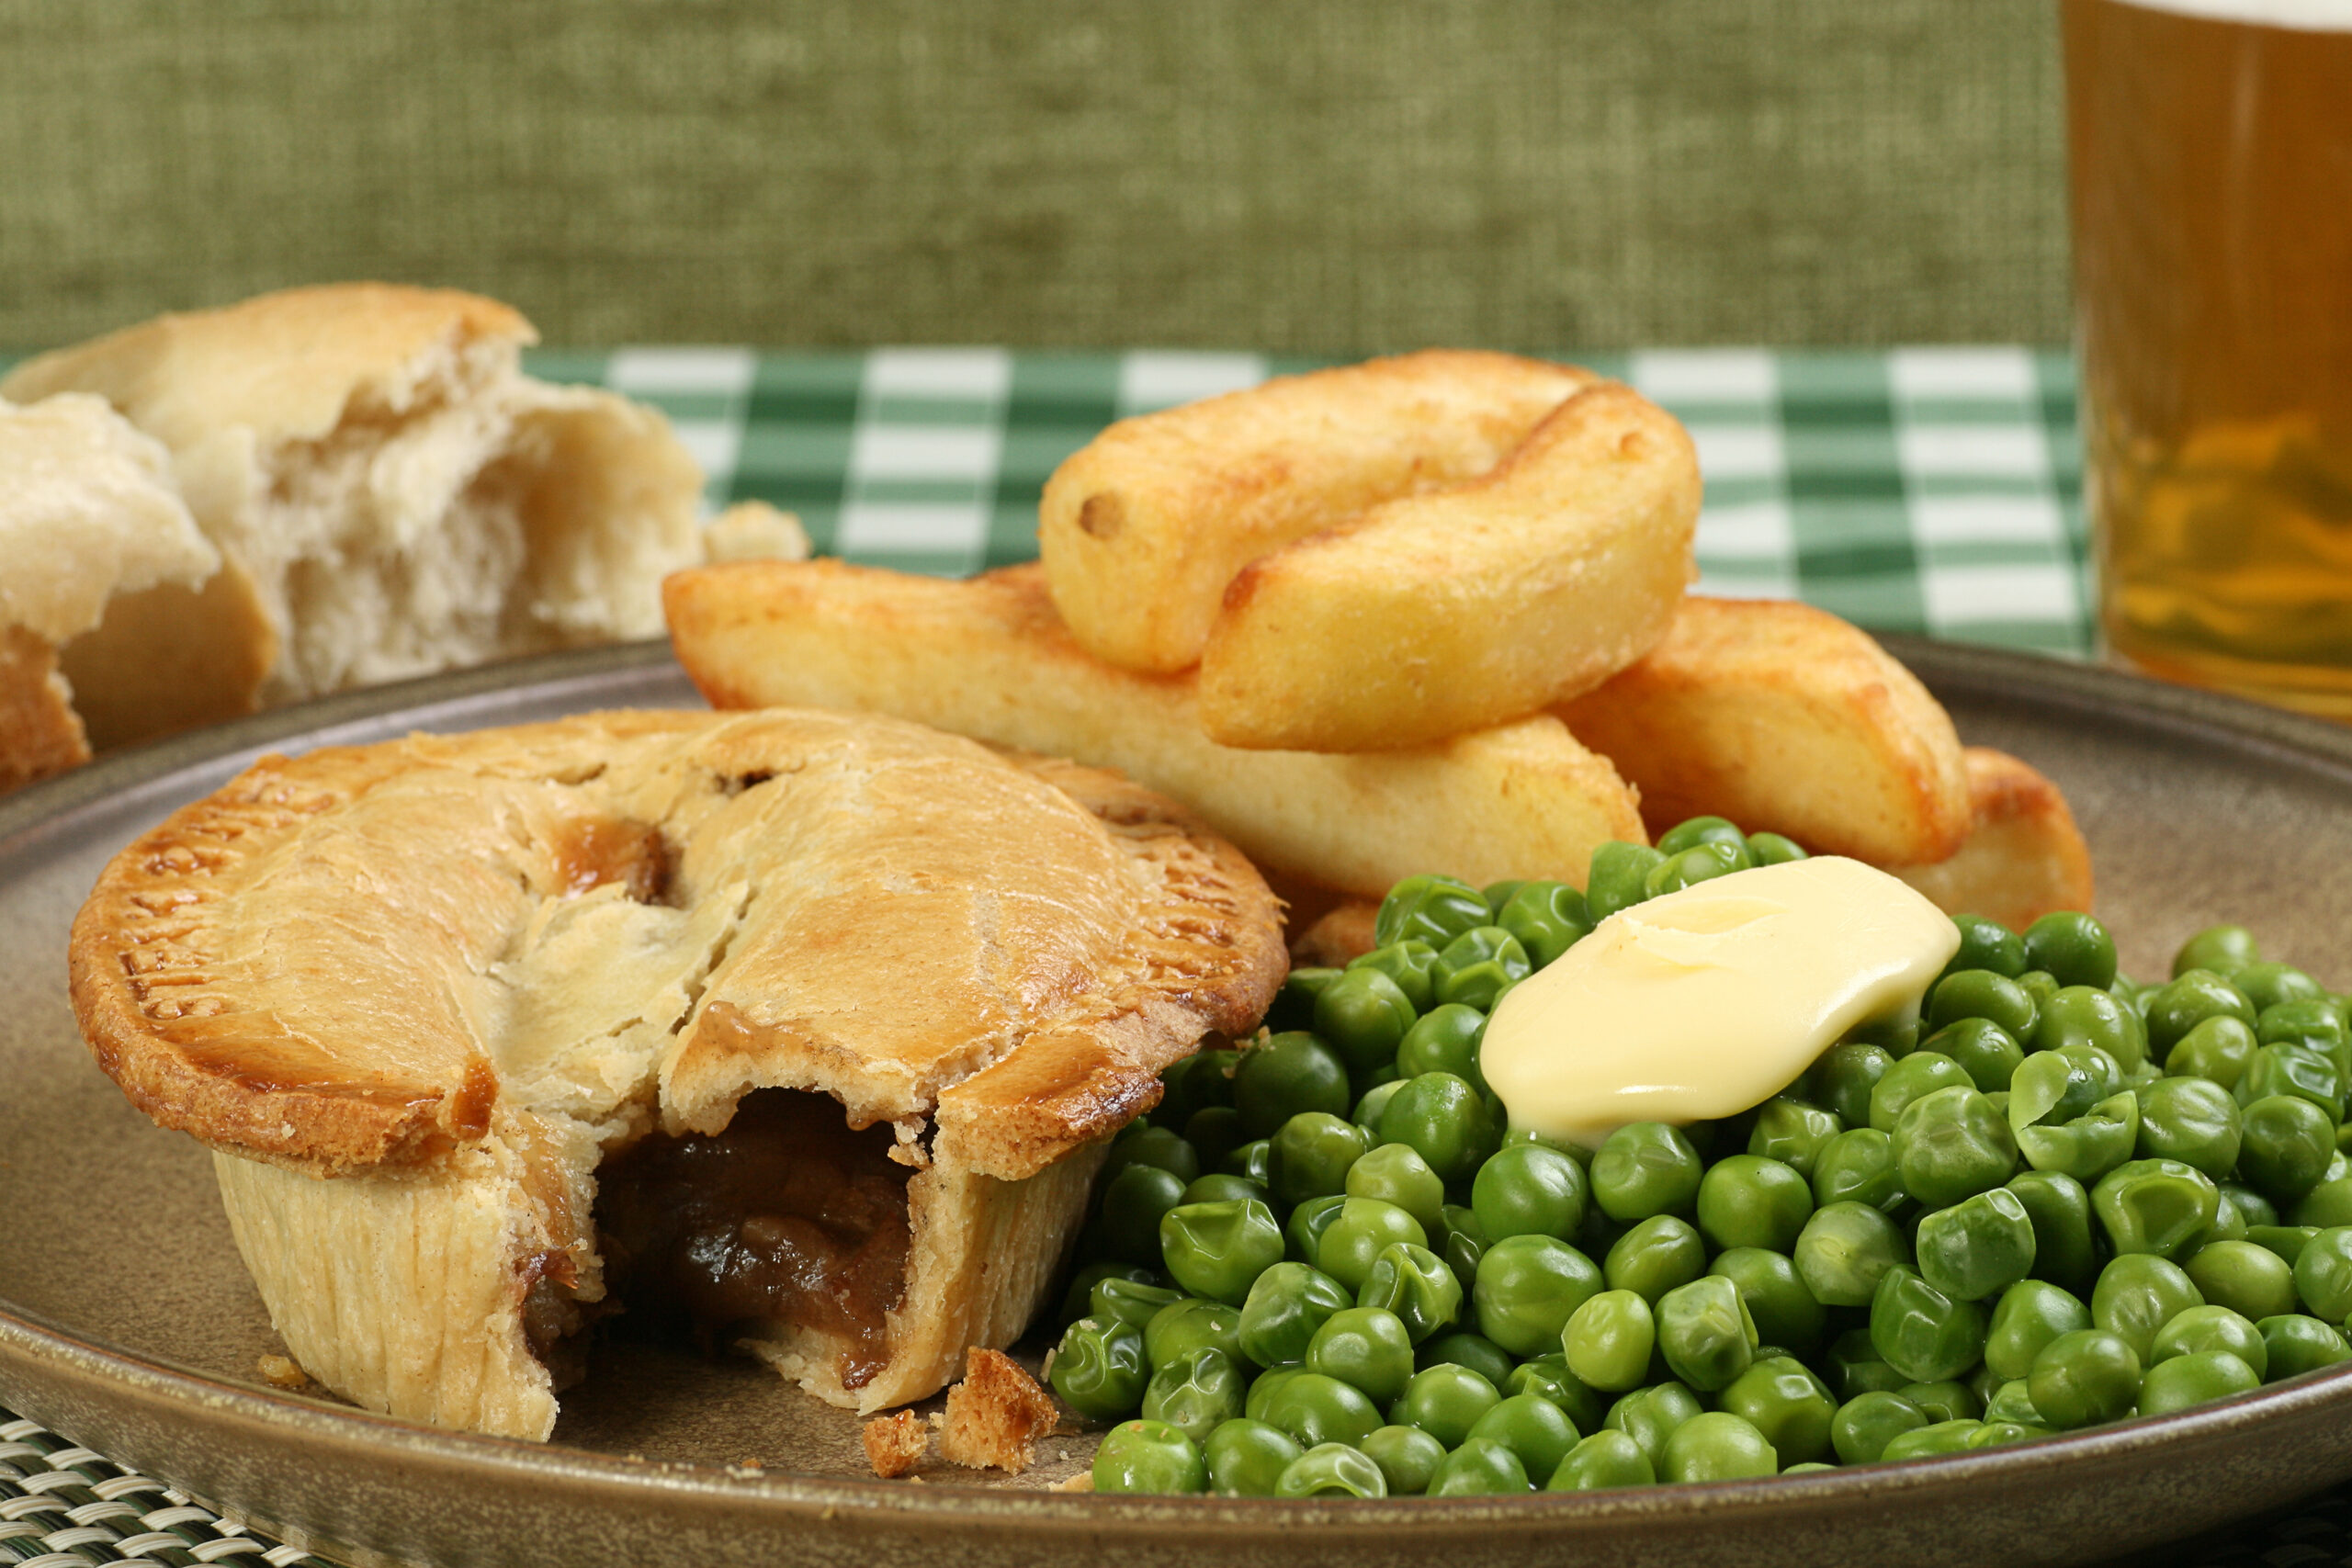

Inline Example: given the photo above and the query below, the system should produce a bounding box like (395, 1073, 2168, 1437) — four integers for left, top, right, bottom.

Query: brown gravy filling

(594, 1089, 913, 1388)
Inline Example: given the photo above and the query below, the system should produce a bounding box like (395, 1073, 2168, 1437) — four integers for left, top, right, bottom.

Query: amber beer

(2065, 0, 2352, 714)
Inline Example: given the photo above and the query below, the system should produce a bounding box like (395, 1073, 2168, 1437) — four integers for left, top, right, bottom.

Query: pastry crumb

(255, 1353, 308, 1389)
(1052, 1471, 1094, 1493)
(938, 1348, 1061, 1474)
(863, 1409, 929, 1479)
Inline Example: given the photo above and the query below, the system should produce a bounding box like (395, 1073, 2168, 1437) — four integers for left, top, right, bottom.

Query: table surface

(6, 345, 2321, 1568)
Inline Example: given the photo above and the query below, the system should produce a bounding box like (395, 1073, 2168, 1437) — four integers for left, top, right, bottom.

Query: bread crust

(0, 625, 90, 793)
(73, 707, 1283, 1432)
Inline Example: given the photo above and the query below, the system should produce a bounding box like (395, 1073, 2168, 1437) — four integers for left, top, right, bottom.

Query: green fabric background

(0, 1, 2067, 354)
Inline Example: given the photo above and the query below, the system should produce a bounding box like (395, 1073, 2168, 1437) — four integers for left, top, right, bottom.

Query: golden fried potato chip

(1197, 381, 1699, 750)
(1557, 595, 1971, 865)
(1038, 351, 1594, 675)
(1893, 747, 2095, 930)
(663, 559, 1645, 898)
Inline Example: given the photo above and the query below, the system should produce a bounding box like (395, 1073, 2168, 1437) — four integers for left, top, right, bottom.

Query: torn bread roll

(69, 708, 1284, 1438)
(0, 394, 219, 792)
(2, 284, 704, 749)
(662, 559, 1648, 897)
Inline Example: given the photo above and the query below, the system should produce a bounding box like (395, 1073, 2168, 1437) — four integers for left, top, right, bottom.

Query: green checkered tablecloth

(520, 344, 2092, 659)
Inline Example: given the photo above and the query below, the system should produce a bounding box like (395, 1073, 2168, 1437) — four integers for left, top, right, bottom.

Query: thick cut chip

(1199, 381, 1700, 750)
(1892, 747, 2095, 931)
(1039, 351, 1594, 675)
(1557, 595, 1972, 865)
(663, 559, 1646, 897)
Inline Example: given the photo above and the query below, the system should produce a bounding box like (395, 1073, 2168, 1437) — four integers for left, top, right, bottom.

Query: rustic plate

(5, 638, 2352, 1568)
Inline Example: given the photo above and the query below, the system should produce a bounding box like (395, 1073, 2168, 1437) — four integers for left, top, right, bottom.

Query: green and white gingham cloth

(537, 345, 2090, 659)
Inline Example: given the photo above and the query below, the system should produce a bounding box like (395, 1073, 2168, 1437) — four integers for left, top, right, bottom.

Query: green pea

(1659, 1411, 1778, 1483)
(1921, 1018, 2024, 1095)
(1984, 1279, 2093, 1382)
(2235, 961, 2326, 1014)
(2092, 1252, 2206, 1362)
(1160, 1199, 1284, 1305)
(2028, 1328, 2142, 1428)
(2133, 1077, 2244, 1181)
(1388, 1362, 1502, 1448)
(1507, 1354, 1607, 1435)
(1100, 1162, 1191, 1266)
(1433, 925, 1532, 1011)
(2165, 1013, 2257, 1090)
(2014, 911, 2112, 990)
(1052, 1315, 1150, 1420)
(2197, 1190, 2251, 1250)
(2012, 1053, 2139, 1185)
(1237, 1261, 1351, 1368)
(1812, 1127, 1905, 1211)
(1657, 1274, 1758, 1393)
(1654, 815, 1745, 857)
(1180, 1105, 1243, 1178)
(1710, 1246, 1828, 1357)
(1374, 874, 1491, 951)
(1605, 1213, 1709, 1304)
(1715, 1356, 1834, 1466)
(1268, 967, 1341, 1034)
(1591, 1122, 1705, 1220)
(2007, 1170, 2100, 1297)
(2175, 925, 2259, 978)
(2222, 1181, 2281, 1228)
(1359, 1424, 1446, 1496)
(2034, 986, 2149, 1073)
(1807, 1043, 1895, 1131)
(1415, 1330, 1513, 1388)
(2259, 998, 2350, 1078)
(1871, 1266, 1988, 1383)
(1746, 830, 1809, 866)
(1316, 1197, 1428, 1294)
(1745, 1096, 1844, 1179)
(1093, 1275, 1186, 1332)
(1690, 1154, 1814, 1255)
(1344, 1140, 1446, 1235)
(1345, 940, 1440, 1014)
(2093, 1158, 2221, 1260)
(1145, 1297, 1245, 1371)
(2147, 970, 2258, 1059)
(1870, 1051, 1975, 1134)
(1436, 1201, 1490, 1285)
(1831, 1390, 1929, 1464)
(1202, 1416, 1300, 1496)
(2291, 1171, 2352, 1228)
(1266, 1112, 1368, 1210)
(1547, 1427, 1657, 1490)
(1826, 1327, 1912, 1402)
(1221, 1137, 1273, 1184)
(1158, 1049, 1241, 1131)
(1498, 880, 1591, 969)
(2239, 1043, 2346, 1124)
(1285, 1192, 1347, 1265)
(1259, 1370, 1383, 1450)
(1585, 841, 1667, 922)
(2293, 1225, 2352, 1320)
(1377, 1072, 1498, 1184)
(1604, 1381, 1705, 1467)
(1394, 1003, 1486, 1086)
(1091, 1418, 1207, 1494)
(1793, 1201, 1913, 1307)
(1897, 1379, 1982, 1423)
(1947, 913, 2029, 980)
(1244, 1364, 1308, 1422)
(1272, 1440, 1389, 1499)
(2017, 969, 2061, 1019)
(1356, 1242, 1464, 1344)
(1427, 1436, 1532, 1495)
(1645, 840, 1748, 898)
(1896, 1084, 2019, 1208)
(2186, 1238, 2301, 1323)
(1472, 1141, 1589, 1242)
(1316, 965, 1420, 1076)
(2256, 1313, 2352, 1381)
(1304, 1305, 1416, 1405)
(2141, 1349, 2261, 1417)
(1475, 1234, 1603, 1356)
(1917, 1186, 2040, 1303)
(1059, 1260, 1157, 1325)
(1561, 1288, 1657, 1393)
(2149, 1303, 2268, 1379)
(1928, 969, 2040, 1042)
(1181, 1171, 1269, 1211)
(1880, 1418, 1987, 1461)
(1466, 1393, 1580, 1482)
(1984, 1377, 2044, 1426)
(1141, 1346, 1248, 1444)
(1233, 1032, 1352, 1138)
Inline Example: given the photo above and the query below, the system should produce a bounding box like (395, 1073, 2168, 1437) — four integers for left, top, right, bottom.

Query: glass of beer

(2065, 0, 2352, 715)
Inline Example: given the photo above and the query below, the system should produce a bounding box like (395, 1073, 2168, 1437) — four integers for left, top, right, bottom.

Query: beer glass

(2064, 0, 2352, 715)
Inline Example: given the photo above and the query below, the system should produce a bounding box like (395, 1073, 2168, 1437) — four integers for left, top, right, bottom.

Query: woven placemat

(0, 1413, 324, 1566)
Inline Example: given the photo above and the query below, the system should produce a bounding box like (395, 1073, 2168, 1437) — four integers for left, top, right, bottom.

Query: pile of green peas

(1050, 814, 2352, 1498)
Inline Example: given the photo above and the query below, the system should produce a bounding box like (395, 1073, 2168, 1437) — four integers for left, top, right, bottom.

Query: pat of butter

(1481, 856, 1961, 1148)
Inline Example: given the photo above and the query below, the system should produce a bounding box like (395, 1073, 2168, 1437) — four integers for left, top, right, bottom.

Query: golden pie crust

(69, 707, 1284, 1438)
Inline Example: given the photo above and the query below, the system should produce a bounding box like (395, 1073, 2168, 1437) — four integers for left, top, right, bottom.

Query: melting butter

(1481, 856, 1961, 1148)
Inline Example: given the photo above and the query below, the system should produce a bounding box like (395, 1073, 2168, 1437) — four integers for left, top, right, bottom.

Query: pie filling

(593, 1088, 914, 1389)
